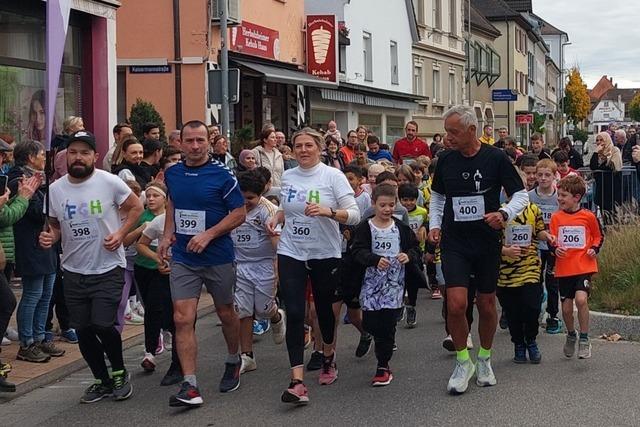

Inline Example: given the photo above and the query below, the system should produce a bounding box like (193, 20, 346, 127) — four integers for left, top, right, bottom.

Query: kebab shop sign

(306, 15, 337, 83)
(230, 21, 280, 60)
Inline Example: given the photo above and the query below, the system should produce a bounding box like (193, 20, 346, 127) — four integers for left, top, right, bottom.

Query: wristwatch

(330, 208, 337, 219)
(498, 209, 508, 222)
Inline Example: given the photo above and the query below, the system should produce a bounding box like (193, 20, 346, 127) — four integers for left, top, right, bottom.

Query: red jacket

(392, 137, 432, 164)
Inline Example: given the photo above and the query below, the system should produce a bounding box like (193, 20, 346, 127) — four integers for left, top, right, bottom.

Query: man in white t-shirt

(40, 130, 143, 404)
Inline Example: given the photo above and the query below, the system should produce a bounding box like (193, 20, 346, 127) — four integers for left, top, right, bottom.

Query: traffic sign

(516, 114, 534, 124)
(208, 68, 240, 104)
(492, 89, 518, 102)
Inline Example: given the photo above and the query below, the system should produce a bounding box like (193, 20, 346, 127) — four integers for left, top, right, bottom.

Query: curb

(589, 310, 640, 341)
(5, 305, 215, 401)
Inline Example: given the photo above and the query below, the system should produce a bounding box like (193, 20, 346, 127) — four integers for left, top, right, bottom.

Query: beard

(67, 163, 94, 179)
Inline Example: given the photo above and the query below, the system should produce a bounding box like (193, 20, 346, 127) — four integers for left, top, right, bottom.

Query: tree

(629, 92, 640, 122)
(128, 98, 166, 142)
(563, 68, 590, 125)
(532, 112, 546, 134)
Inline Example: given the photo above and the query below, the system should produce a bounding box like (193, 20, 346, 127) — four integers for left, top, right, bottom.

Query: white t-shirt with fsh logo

(48, 169, 133, 274)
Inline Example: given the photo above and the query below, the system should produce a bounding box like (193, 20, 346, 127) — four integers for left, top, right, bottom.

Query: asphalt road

(2, 292, 639, 427)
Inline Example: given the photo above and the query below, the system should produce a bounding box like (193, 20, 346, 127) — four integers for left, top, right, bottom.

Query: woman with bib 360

(267, 128, 360, 405)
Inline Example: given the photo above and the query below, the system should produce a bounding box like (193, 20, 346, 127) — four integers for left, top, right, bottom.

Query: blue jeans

(17, 273, 56, 347)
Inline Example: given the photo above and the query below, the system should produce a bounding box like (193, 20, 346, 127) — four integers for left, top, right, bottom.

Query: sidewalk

(1, 284, 215, 399)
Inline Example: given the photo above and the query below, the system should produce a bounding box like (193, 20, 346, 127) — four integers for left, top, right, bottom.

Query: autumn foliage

(564, 68, 590, 125)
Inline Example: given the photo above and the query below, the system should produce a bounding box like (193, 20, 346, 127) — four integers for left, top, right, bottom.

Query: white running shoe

(447, 359, 475, 394)
(141, 352, 156, 372)
(133, 301, 145, 317)
(163, 330, 172, 351)
(240, 353, 257, 374)
(271, 309, 286, 345)
(1, 336, 10, 346)
(476, 357, 497, 387)
(5, 327, 18, 342)
(125, 311, 144, 325)
(466, 334, 474, 350)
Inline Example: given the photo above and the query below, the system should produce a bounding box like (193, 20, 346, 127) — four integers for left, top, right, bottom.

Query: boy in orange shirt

(549, 175, 604, 360)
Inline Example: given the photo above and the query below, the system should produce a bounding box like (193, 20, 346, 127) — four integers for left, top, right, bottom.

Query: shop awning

(233, 59, 338, 89)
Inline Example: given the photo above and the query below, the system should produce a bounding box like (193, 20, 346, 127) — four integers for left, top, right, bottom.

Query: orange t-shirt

(549, 208, 604, 277)
(340, 146, 355, 164)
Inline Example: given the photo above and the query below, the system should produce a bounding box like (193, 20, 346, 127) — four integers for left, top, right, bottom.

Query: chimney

(610, 77, 613, 83)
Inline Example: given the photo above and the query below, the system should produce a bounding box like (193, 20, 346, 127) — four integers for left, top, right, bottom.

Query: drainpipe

(173, 0, 183, 128)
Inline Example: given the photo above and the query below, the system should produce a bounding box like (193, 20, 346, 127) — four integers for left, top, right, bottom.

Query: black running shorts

(440, 233, 501, 294)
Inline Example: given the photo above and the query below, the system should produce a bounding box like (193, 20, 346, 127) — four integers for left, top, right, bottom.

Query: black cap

(68, 130, 96, 151)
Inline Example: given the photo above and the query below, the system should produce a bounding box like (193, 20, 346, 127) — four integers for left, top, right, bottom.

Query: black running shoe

(112, 370, 133, 401)
(406, 306, 417, 328)
(355, 333, 373, 358)
(169, 381, 203, 407)
(219, 361, 241, 393)
(80, 380, 113, 404)
(499, 312, 508, 330)
(306, 351, 323, 371)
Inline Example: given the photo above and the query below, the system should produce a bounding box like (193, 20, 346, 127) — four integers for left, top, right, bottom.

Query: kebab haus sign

(306, 15, 337, 83)
(230, 21, 280, 60)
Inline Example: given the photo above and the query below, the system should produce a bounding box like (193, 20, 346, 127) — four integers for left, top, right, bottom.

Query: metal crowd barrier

(576, 166, 639, 224)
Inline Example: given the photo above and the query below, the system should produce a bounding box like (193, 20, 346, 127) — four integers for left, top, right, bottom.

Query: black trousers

(540, 250, 559, 318)
(46, 270, 70, 332)
(0, 273, 16, 351)
(134, 265, 180, 367)
(497, 284, 542, 345)
(405, 261, 427, 307)
(362, 308, 402, 368)
(278, 255, 339, 368)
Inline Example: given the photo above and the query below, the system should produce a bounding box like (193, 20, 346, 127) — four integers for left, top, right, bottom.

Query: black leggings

(406, 262, 427, 306)
(540, 250, 559, 318)
(46, 270, 70, 332)
(278, 255, 339, 368)
(134, 265, 179, 366)
(497, 284, 542, 345)
(362, 308, 401, 368)
(76, 325, 125, 382)
(0, 273, 16, 345)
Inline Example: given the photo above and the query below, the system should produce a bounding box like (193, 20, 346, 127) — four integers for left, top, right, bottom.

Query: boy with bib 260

(549, 175, 603, 360)
(497, 170, 551, 364)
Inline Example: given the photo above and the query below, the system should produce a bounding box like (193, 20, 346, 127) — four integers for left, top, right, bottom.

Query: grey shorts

(234, 261, 277, 319)
(170, 262, 236, 304)
(63, 267, 124, 329)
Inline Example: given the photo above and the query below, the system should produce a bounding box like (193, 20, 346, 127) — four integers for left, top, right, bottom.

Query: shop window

(359, 113, 381, 138)
(386, 115, 405, 147)
(311, 110, 335, 132)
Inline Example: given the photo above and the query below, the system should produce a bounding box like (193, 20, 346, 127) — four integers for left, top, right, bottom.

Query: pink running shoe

(318, 353, 338, 385)
(281, 380, 309, 405)
(156, 333, 165, 355)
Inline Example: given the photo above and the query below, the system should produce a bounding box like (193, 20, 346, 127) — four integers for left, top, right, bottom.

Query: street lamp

(559, 41, 572, 138)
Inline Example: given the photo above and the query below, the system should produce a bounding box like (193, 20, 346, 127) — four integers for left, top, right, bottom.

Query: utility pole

(220, 0, 230, 138)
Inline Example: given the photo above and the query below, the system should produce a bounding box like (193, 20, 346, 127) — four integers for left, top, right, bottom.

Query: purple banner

(45, 0, 71, 150)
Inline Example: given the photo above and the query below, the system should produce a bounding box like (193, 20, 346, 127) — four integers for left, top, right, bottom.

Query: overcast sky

(534, 0, 640, 89)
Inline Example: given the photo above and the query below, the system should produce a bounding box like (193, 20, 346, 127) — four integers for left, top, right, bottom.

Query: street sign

(208, 68, 240, 104)
(516, 114, 534, 124)
(492, 89, 518, 102)
(129, 65, 171, 74)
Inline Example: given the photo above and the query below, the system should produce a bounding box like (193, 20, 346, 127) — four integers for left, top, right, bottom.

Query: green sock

(456, 348, 470, 363)
(478, 347, 491, 359)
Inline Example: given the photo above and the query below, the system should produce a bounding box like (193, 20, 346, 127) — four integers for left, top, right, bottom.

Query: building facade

(412, 0, 466, 138)
(305, 0, 421, 146)
(117, 0, 331, 141)
(465, 3, 502, 136)
(0, 0, 119, 158)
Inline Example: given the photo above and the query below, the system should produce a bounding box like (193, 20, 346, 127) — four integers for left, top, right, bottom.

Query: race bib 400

(452, 196, 485, 222)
